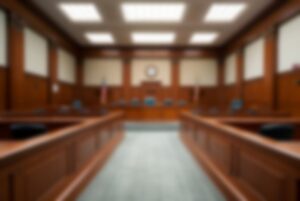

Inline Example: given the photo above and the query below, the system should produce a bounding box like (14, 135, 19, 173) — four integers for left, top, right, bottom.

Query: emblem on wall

(145, 65, 158, 79)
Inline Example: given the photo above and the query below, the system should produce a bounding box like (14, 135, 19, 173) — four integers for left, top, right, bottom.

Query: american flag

(100, 79, 107, 105)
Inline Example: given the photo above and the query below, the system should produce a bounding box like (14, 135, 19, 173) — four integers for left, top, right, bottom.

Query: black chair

(10, 124, 48, 139)
(260, 124, 294, 140)
(163, 99, 173, 107)
(32, 108, 46, 115)
(178, 100, 187, 107)
(208, 107, 220, 116)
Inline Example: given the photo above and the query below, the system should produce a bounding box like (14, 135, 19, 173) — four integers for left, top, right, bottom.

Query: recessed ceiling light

(59, 3, 102, 23)
(205, 3, 247, 23)
(121, 3, 186, 23)
(85, 32, 114, 44)
(132, 32, 176, 44)
(190, 32, 219, 44)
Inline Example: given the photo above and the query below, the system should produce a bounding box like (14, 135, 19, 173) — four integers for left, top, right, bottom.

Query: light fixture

(121, 3, 186, 23)
(85, 32, 114, 44)
(132, 32, 176, 44)
(204, 3, 247, 23)
(190, 32, 219, 44)
(59, 3, 102, 23)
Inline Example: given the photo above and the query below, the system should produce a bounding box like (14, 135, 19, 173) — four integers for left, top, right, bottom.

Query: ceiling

(29, 0, 276, 47)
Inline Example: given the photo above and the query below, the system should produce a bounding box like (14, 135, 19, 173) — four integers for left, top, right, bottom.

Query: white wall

(244, 37, 265, 80)
(224, 53, 237, 85)
(131, 59, 171, 87)
(58, 49, 76, 84)
(278, 15, 300, 73)
(179, 59, 218, 87)
(0, 10, 7, 67)
(84, 59, 123, 87)
(24, 28, 48, 77)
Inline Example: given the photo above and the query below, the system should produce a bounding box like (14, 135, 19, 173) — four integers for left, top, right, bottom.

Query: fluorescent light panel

(190, 32, 218, 44)
(85, 32, 114, 44)
(59, 3, 102, 22)
(205, 3, 247, 23)
(132, 32, 175, 44)
(122, 3, 186, 23)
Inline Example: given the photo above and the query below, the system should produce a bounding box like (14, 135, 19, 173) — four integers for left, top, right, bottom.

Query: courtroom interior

(1, 0, 300, 201)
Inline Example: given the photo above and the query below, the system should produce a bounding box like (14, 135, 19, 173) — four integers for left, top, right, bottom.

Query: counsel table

(0, 111, 124, 201)
(181, 111, 300, 201)
(124, 105, 191, 121)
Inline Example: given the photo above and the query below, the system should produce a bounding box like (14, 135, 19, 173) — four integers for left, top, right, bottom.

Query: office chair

(260, 124, 294, 140)
(10, 124, 48, 139)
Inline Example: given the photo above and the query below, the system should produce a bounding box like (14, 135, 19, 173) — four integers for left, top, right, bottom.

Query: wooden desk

(181, 111, 300, 201)
(124, 105, 191, 121)
(0, 112, 124, 201)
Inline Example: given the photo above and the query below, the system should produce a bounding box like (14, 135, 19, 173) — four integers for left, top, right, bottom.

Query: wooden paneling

(17, 146, 69, 201)
(181, 112, 300, 201)
(23, 74, 48, 110)
(224, 1, 299, 53)
(222, 85, 237, 109)
(243, 78, 268, 109)
(75, 131, 97, 169)
(48, 44, 58, 106)
(82, 85, 221, 111)
(220, 1, 300, 116)
(8, 14, 25, 110)
(236, 150, 285, 201)
(0, 0, 77, 52)
(277, 70, 300, 116)
(0, 112, 124, 201)
(0, 173, 9, 201)
(0, 68, 7, 111)
(54, 82, 76, 105)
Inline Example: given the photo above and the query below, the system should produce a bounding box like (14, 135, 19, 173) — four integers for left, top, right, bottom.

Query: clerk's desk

(123, 105, 191, 121)
(181, 111, 300, 201)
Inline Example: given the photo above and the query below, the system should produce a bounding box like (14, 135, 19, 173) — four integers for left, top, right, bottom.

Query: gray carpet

(77, 123, 225, 201)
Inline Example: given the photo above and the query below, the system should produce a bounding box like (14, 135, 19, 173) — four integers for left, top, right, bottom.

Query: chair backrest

(260, 124, 294, 140)
(178, 100, 187, 106)
(163, 99, 173, 106)
(144, 97, 156, 107)
(131, 98, 140, 106)
(10, 124, 48, 139)
(230, 99, 243, 111)
(72, 100, 82, 110)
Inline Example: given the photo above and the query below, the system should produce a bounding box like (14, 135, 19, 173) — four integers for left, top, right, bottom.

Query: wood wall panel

(222, 85, 237, 109)
(277, 71, 300, 116)
(22, 148, 68, 201)
(0, 174, 9, 201)
(81, 85, 221, 110)
(243, 78, 268, 109)
(75, 132, 97, 169)
(0, 68, 7, 111)
(54, 82, 76, 106)
(23, 74, 48, 110)
(208, 134, 231, 174)
(237, 150, 285, 201)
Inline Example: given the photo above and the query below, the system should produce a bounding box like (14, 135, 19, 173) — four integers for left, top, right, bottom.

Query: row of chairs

(110, 98, 188, 107)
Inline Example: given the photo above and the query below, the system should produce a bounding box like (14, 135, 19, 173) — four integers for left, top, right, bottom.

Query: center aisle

(77, 123, 225, 201)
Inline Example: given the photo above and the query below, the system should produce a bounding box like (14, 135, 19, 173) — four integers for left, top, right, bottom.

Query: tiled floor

(77, 123, 225, 201)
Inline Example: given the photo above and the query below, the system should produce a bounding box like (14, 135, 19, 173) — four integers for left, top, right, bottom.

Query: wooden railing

(181, 111, 300, 201)
(0, 111, 124, 201)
